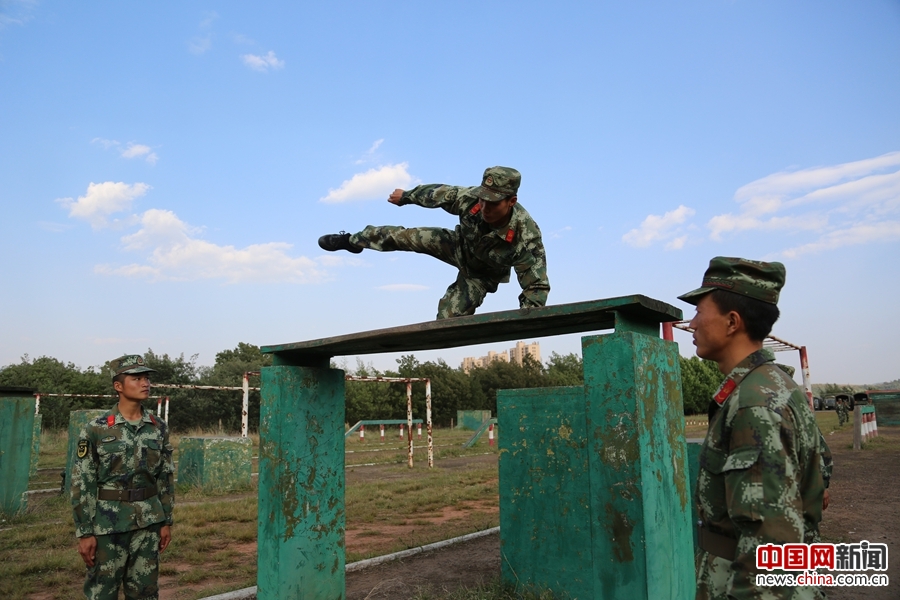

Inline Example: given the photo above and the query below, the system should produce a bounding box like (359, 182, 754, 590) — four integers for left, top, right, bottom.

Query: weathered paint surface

(177, 437, 252, 492)
(65, 409, 108, 489)
(0, 393, 36, 516)
(30, 414, 42, 478)
(262, 295, 682, 364)
(498, 386, 593, 598)
(498, 332, 693, 599)
(582, 332, 693, 599)
(257, 366, 345, 600)
(457, 410, 492, 431)
(686, 438, 703, 554)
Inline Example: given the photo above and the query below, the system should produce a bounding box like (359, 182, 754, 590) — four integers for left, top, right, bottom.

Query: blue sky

(1, 1, 898, 385)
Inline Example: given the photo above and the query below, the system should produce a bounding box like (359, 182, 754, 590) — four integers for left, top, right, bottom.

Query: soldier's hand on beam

(388, 189, 405, 205)
(159, 525, 172, 552)
(78, 535, 97, 567)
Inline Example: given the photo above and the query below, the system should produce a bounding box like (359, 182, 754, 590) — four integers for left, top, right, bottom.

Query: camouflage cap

(472, 166, 521, 203)
(678, 256, 786, 306)
(108, 354, 157, 379)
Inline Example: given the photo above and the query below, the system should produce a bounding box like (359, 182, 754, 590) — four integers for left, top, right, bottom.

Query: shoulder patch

(77, 439, 89, 459)
(107, 414, 116, 427)
(505, 229, 515, 243)
(470, 203, 481, 215)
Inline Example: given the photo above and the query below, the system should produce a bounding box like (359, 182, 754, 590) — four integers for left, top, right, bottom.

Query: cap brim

(472, 186, 506, 203)
(676, 286, 715, 306)
(119, 366, 158, 376)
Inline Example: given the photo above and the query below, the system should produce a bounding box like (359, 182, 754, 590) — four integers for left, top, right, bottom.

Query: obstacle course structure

(258, 295, 693, 600)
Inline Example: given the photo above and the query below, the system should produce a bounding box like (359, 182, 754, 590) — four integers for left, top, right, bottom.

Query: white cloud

(622, 205, 695, 248)
(320, 163, 418, 203)
(0, 0, 36, 29)
(547, 226, 573, 240)
(97, 209, 326, 284)
(709, 151, 900, 255)
(189, 35, 212, 54)
(242, 51, 284, 72)
(377, 284, 429, 292)
(57, 182, 151, 229)
(355, 139, 384, 164)
(91, 137, 120, 150)
(121, 143, 159, 164)
(92, 138, 159, 163)
(232, 33, 254, 45)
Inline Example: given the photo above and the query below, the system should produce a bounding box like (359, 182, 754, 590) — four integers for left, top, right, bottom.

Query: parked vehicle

(813, 396, 823, 410)
(835, 393, 853, 410)
(824, 395, 836, 410)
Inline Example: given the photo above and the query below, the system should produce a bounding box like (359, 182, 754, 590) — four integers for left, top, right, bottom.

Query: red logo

(107, 415, 115, 427)
(784, 544, 809, 570)
(505, 230, 515, 242)
(714, 379, 737, 405)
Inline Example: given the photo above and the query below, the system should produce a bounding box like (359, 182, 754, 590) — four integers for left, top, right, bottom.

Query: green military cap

(108, 354, 158, 379)
(678, 256, 786, 306)
(472, 166, 521, 202)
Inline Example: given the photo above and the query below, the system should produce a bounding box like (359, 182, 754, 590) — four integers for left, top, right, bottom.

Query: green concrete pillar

(178, 436, 252, 492)
(65, 409, 108, 489)
(686, 438, 703, 554)
(257, 365, 346, 600)
(0, 387, 36, 516)
(498, 332, 694, 599)
(30, 414, 42, 478)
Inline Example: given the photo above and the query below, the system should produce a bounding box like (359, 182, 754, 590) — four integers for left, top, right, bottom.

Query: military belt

(98, 485, 157, 502)
(698, 524, 738, 561)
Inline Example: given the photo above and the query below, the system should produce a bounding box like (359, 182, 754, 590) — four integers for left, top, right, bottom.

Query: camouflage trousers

(84, 523, 161, 600)
(696, 550, 825, 600)
(837, 407, 848, 426)
(351, 226, 502, 319)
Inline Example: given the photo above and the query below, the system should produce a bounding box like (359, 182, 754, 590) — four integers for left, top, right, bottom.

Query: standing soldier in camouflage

(70, 354, 175, 600)
(679, 257, 830, 600)
(836, 397, 848, 426)
(318, 166, 550, 319)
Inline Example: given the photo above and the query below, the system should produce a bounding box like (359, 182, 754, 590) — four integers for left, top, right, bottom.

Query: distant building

(461, 341, 540, 373)
(509, 341, 541, 366)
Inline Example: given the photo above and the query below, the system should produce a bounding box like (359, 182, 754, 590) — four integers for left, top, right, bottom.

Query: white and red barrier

(380, 424, 385, 441)
(488, 423, 494, 446)
(359, 424, 365, 442)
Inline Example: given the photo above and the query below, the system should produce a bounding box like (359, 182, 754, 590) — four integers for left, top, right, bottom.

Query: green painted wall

(257, 366, 346, 600)
(178, 437, 252, 492)
(0, 393, 36, 516)
(498, 386, 593, 598)
(686, 439, 703, 554)
(869, 393, 900, 426)
(65, 410, 108, 490)
(30, 414, 42, 478)
(498, 332, 694, 599)
(457, 410, 492, 431)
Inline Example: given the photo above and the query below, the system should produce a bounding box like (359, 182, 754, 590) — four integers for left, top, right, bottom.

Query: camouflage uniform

(680, 258, 830, 600)
(836, 400, 848, 426)
(349, 175, 550, 319)
(71, 402, 175, 599)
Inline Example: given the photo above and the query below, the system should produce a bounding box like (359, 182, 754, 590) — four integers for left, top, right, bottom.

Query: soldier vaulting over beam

(318, 166, 550, 319)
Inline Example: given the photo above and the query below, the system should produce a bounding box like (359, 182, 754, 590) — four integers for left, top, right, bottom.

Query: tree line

(1, 343, 732, 431)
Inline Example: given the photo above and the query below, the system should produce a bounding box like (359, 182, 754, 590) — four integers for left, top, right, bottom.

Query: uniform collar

(490, 203, 523, 243)
(110, 403, 152, 424)
(712, 348, 775, 405)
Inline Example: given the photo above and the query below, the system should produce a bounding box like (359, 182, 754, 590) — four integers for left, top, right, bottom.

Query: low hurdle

(256, 295, 692, 600)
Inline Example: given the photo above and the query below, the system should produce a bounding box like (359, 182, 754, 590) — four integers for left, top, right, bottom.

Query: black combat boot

(318, 231, 363, 253)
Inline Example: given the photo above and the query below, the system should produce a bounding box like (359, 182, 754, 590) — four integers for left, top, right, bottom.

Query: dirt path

(345, 424, 900, 600)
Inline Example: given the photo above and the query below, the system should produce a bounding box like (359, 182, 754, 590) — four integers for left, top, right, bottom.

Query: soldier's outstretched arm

(514, 230, 550, 309)
(389, 184, 468, 215)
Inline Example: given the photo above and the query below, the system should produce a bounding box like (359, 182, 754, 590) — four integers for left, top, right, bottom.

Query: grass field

(2, 409, 879, 600)
(2, 426, 501, 600)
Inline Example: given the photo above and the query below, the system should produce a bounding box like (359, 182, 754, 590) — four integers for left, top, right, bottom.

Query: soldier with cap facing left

(680, 257, 830, 600)
(70, 354, 175, 600)
(318, 166, 550, 319)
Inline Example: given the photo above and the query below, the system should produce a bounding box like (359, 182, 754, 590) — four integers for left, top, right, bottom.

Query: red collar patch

(107, 414, 116, 427)
(504, 229, 515, 243)
(714, 379, 737, 405)
(149, 413, 157, 426)
(470, 204, 481, 215)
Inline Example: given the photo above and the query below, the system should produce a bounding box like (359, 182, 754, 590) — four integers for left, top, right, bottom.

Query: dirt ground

(344, 424, 900, 600)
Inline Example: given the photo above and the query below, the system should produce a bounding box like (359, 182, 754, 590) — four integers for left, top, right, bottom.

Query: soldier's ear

(508, 196, 518, 205)
(113, 380, 124, 393)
